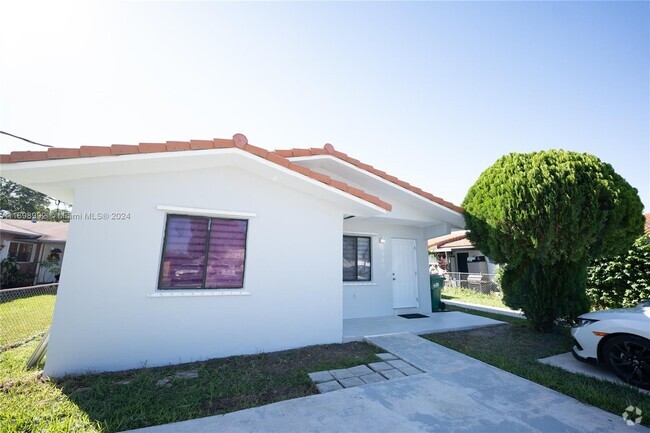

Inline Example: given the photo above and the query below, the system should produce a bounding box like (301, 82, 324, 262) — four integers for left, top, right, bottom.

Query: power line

(0, 131, 52, 148)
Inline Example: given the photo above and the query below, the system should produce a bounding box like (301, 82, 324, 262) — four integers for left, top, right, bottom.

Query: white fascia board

(288, 155, 463, 218)
(0, 149, 387, 216)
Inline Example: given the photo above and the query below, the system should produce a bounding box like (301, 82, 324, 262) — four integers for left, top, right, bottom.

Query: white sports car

(571, 301, 650, 390)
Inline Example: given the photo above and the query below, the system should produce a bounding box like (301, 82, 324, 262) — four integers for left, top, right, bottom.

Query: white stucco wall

(342, 220, 433, 319)
(44, 166, 344, 377)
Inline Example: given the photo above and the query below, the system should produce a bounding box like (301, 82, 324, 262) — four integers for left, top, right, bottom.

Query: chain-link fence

(443, 272, 500, 294)
(0, 283, 57, 351)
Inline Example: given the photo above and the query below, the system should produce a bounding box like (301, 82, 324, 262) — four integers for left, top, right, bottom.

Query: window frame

(8, 241, 35, 263)
(342, 235, 372, 282)
(157, 214, 249, 290)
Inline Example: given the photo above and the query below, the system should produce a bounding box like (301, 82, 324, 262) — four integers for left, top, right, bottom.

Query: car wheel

(603, 335, 650, 390)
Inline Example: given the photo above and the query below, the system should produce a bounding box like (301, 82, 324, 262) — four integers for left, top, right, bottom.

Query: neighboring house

(0, 134, 464, 377)
(0, 219, 68, 284)
(644, 212, 649, 234)
(428, 230, 498, 275)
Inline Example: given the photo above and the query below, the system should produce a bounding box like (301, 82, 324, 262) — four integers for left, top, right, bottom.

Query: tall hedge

(586, 234, 650, 310)
(463, 150, 644, 330)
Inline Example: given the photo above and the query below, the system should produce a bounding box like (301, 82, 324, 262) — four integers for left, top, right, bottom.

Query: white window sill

(148, 290, 251, 298)
(344, 282, 378, 286)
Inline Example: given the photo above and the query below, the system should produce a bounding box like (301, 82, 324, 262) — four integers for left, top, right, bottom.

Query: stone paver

(380, 368, 405, 380)
(338, 377, 365, 388)
(315, 380, 342, 393)
(329, 368, 354, 380)
(309, 354, 419, 393)
(347, 365, 373, 376)
(308, 371, 334, 383)
(397, 366, 423, 376)
(358, 372, 387, 384)
(368, 361, 392, 372)
(386, 359, 411, 370)
(375, 352, 398, 361)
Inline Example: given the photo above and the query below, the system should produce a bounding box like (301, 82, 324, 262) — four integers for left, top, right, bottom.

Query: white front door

(392, 238, 418, 308)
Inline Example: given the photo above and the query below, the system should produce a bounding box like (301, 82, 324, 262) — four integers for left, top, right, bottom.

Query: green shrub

(463, 150, 644, 330)
(586, 234, 650, 309)
(1, 257, 36, 289)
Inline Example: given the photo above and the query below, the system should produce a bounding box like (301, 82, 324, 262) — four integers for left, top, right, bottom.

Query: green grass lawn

(425, 306, 650, 427)
(0, 294, 56, 349)
(441, 286, 509, 309)
(0, 339, 382, 432)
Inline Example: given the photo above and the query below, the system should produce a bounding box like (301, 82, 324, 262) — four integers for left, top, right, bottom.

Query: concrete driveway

(125, 333, 649, 433)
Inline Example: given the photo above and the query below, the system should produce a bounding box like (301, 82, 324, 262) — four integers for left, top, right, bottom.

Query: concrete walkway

(124, 333, 648, 433)
(343, 311, 505, 342)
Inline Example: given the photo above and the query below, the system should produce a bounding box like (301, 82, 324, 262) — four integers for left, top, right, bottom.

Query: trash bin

(429, 275, 446, 311)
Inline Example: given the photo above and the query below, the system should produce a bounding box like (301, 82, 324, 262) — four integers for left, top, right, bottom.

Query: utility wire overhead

(0, 131, 52, 148)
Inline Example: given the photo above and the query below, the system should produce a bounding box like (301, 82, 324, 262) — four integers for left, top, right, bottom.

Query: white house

(0, 134, 464, 377)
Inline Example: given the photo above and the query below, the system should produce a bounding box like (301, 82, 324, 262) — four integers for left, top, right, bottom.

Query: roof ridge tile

(139, 143, 167, 153)
(80, 146, 112, 157)
(291, 148, 311, 157)
(10, 151, 49, 162)
(165, 141, 191, 152)
(189, 139, 215, 150)
(111, 144, 140, 155)
(48, 148, 81, 159)
(273, 149, 293, 157)
(213, 138, 235, 148)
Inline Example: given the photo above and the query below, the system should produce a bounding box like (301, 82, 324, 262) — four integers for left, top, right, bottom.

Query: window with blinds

(343, 236, 371, 281)
(159, 215, 248, 289)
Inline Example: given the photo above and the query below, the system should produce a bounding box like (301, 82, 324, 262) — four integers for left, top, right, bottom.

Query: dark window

(8, 242, 34, 262)
(343, 236, 371, 281)
(159, 215, 248, 289)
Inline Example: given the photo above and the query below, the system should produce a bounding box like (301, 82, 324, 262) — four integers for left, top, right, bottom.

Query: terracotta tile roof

(0, 134, 392, 212)
(0, 219, 68, 242)
(428, 231, 469, 249)
(441, 237, 474, 249)
(645, 213, 650, 235)
(272, 144, 463, 214)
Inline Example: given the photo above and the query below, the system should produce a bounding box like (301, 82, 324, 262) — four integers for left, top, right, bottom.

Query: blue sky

(1, 1, 648, 211)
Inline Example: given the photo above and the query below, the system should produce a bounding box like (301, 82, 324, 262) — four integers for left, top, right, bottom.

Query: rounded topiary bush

(463, 150, 644, 330)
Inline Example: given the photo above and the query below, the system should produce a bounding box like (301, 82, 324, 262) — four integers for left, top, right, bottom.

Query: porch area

(343, 311, 505, 342)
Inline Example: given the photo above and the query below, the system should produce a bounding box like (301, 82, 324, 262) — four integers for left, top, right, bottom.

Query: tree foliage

(0, 177, 50, 215)
(0, 178, 70, 221)
(586, 234, 650, 310)
(463, 150, 644, 330)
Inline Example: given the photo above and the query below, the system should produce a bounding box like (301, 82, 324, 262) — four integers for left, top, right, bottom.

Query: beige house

(0, 219, 68, 284)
